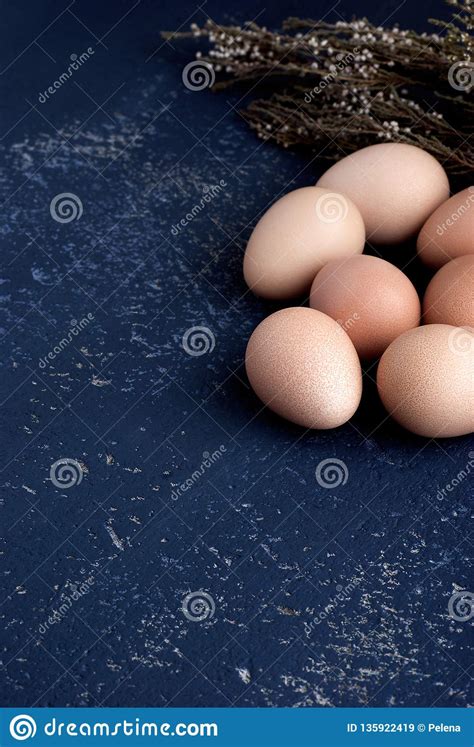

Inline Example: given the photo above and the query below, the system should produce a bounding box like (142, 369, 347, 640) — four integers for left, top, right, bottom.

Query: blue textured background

(0, 0, 472, 708)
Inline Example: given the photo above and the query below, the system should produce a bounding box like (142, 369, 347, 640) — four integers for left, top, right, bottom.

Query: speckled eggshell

(377, 324, 474, 438)
(417, 187, 474, 268)
(309, 255, 421, 359)
(243, 186, 365, 299)
(316, 143, 449, 244)
(423, 256, 474, 327)
(245, 307, 362, 429)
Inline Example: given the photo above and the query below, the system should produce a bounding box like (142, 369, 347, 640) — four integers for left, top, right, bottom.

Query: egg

(245, 307, 362, 428)
(316, 143, 449, 244)
(243, 186, 365, 299)
(417, 187, 474, 268)
(423, 256, 474, 327)
(309, 255, 420, 359)
(377, 324, 474, 437)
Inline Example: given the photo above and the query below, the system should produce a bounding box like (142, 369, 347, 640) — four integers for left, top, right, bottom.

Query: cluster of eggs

(243, 143, 474, 438)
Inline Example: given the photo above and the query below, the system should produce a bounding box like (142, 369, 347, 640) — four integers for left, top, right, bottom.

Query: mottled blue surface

(0, 0, 472, 709)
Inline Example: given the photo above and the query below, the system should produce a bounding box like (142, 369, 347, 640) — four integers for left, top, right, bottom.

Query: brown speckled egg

(245, 307, 362, 428)
(417, 187, 474, 268)
(423, 256, 474, 327)
(377, 324, 474, 438)
(309, 255, 420, 359)
(316, 144, 449, 244)
(243, 187, 365, 299)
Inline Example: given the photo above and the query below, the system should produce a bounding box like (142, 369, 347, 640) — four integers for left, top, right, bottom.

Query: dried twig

(162, 0, 474, 174)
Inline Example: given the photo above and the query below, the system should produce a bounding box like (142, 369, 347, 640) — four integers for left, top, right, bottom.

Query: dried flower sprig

(163, 0, 474, 174)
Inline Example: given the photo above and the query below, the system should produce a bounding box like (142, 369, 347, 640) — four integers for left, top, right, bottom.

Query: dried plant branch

(163, 0, 474, 174)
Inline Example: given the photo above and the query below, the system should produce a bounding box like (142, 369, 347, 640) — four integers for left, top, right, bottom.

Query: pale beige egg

(245, 307, 362, 429)
(377, 324, 474, 438)
(316, 143, 449, 244)
(243, 186, 365, 299)
(423, 255, 474, 327)
(309, 255, 420, 359)
(417, 187, 474, 268)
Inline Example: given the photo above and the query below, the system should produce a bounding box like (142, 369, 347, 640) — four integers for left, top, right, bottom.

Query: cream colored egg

(245, 307, 362, 429)
(423, 256, 474, 327)
(309, 255, 420, 359)
(243, 187, 365, 299)
(417, 187, 474, 268)
(316, 144, 449, 244)
(377, 324, 474, 438)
